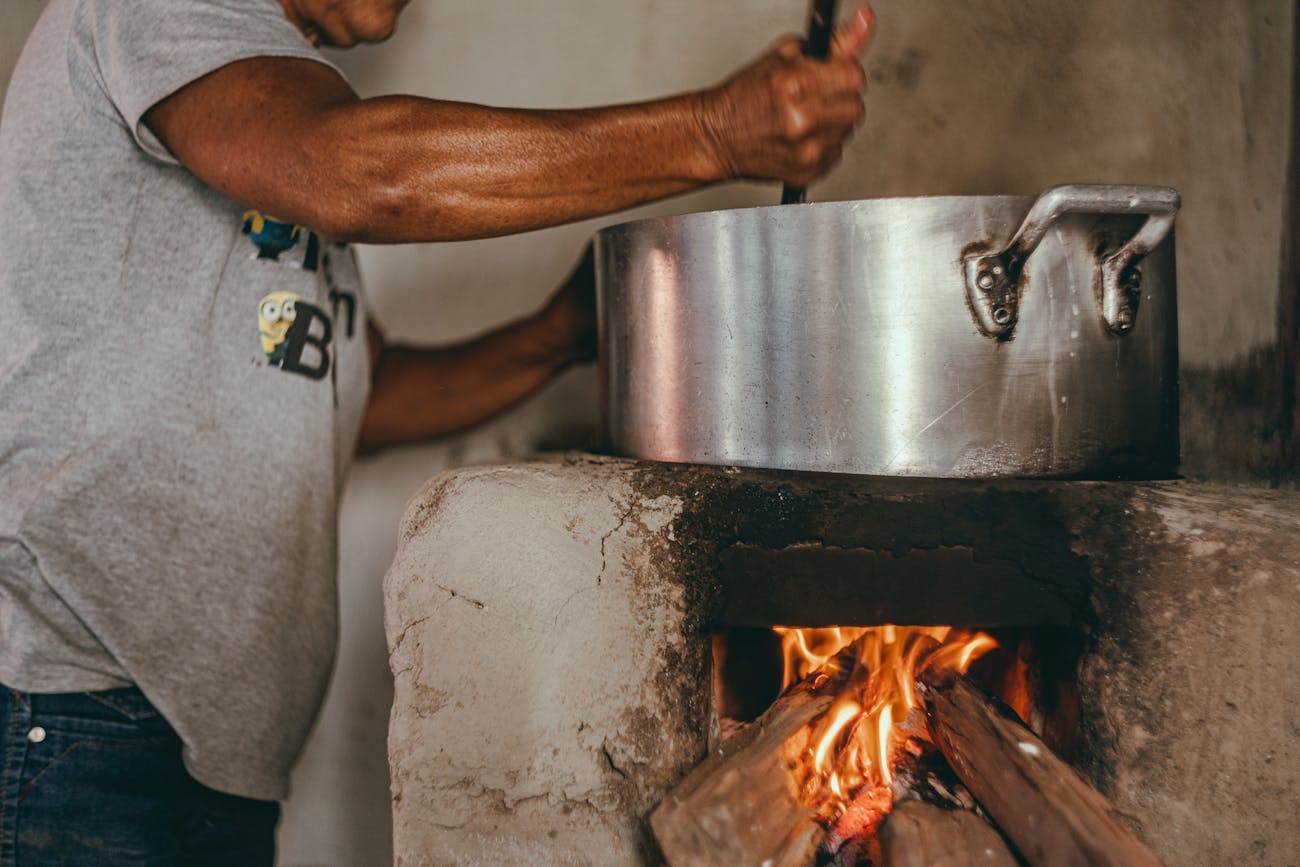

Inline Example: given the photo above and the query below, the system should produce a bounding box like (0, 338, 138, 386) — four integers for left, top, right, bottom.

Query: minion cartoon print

(257, 291, 334, 380)
(243, 211, 302, 261)
(247, 208, 356, 382)
(242, 209, 324, 270)
(258, 290, 300, 367)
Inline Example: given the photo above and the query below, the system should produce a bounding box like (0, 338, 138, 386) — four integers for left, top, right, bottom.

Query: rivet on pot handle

(963, 184, 1181, 339)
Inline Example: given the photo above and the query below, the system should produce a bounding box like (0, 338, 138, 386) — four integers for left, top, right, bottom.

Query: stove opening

(706, 625, 1083, 864)
(713, 627, 1081, 747)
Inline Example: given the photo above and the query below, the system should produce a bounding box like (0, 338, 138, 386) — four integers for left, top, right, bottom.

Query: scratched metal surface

(595, 194, 1179, 479)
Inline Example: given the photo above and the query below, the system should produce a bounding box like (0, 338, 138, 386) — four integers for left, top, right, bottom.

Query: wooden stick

(878, 800, 1019, 867)
(650, 654, 851, 867)
(925, 675, 1165, 867)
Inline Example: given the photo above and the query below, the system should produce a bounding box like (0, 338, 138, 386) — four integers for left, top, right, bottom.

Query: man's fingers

(818, 57, 868, 94)
(704, 11, 873, 186)
(774, 35, 805, 61)
(823, 93, 866, 128)
(832, 4, 876, 59)
(796, 89, 865, 132)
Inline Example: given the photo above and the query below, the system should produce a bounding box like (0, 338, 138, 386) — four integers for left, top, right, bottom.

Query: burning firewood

(651, 628, 999, 867)
(924, 673, 1165, 867)
(821, 746, 1012, 867)
(878, 800, 1019, 867)
(649, 645, 850, 867)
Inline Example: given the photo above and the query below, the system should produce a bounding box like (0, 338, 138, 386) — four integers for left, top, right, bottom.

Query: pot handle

(963, 184, 1181, 339)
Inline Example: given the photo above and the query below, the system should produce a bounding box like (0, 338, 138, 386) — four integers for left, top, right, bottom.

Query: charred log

(878, 800, 1019, 867)
(650, 649, 856, 867)
(925, 674, 1164, 867)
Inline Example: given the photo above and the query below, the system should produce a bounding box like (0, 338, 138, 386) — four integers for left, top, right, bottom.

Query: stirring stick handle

(781, 0, 839, 205)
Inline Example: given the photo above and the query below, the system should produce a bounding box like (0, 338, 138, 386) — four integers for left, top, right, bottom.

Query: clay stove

(383, 454, 1300, 866)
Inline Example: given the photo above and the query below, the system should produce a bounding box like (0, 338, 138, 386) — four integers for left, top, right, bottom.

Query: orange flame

(772, 625, 996, 818)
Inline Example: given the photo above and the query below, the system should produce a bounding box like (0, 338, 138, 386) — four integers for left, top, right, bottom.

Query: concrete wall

(337, 1, 1294, 366)
(1, 2, 1293, 866)
(384, 460, 706, 866)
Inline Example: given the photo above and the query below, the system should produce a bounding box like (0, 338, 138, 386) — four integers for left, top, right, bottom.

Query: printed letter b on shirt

(280, 302, 332, 380)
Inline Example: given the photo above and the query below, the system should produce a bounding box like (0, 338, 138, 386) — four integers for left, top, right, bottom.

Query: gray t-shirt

(0, 0, 371, 801)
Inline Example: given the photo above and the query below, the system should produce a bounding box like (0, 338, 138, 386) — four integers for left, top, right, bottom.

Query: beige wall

(340, 1, 1292, 366)
(1, 2, 1293, 866)
(1, 2, 44, 100)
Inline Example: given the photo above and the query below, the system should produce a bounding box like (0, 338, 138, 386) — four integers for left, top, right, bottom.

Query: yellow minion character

(258, 291, 300, 366)
(242, 210, 303, 260)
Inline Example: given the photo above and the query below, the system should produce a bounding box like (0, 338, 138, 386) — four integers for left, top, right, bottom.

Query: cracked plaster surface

(384, 458, 698, 866)
(1070, 484, 1300, 866)
(385, 459, 1300, 866)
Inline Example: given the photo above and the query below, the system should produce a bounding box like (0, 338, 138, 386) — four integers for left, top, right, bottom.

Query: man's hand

(696, 5, 875, 187)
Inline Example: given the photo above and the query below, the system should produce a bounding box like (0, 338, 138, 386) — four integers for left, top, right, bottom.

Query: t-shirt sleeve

(69, 0, 344, 164)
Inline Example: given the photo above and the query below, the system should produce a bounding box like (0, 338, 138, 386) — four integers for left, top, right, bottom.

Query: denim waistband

(4, 683, 171, 734)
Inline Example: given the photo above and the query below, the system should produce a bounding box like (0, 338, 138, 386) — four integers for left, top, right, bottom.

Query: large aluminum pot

(595, 184, 1180, 479)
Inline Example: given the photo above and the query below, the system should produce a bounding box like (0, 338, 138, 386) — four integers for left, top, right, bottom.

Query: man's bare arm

(143, 10, 874, 243)
(356, 248, 596, 451)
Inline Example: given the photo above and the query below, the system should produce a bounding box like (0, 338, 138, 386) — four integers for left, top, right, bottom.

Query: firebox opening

(702, 624, 1086, 863)
(710, 625, 1083, 760)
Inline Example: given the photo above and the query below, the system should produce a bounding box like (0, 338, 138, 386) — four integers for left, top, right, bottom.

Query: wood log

(925, 675, 1165, 867)
(650, 657, 847, 867)
(878, 800, 1019, 867)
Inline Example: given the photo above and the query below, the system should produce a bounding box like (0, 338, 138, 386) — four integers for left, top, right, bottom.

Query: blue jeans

(0, 685, 278, 866)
